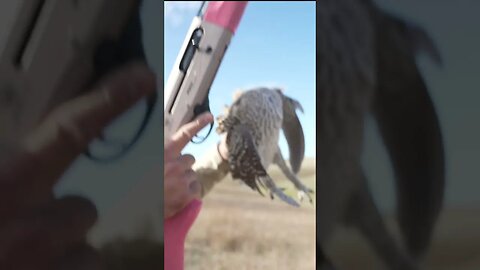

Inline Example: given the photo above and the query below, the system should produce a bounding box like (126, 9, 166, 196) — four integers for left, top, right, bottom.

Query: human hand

(163, 112, 214, 219)
(163, 112, 213, 270)
(0, 62, 156, 269)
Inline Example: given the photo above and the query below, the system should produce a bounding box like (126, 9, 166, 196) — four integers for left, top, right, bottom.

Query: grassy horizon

(185, 158, 317, 270)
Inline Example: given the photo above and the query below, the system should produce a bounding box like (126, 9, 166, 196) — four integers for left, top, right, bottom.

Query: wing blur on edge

(372, 11, 445, 259)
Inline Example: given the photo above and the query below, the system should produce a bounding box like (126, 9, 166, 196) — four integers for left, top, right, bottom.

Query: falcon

(315, 0, 445, 269)
(212, 1, 444, 269)
(216, 87, 313, 207)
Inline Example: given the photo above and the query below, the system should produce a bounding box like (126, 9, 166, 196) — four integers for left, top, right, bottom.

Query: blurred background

(327, 1, 480, 269)
(55, 0, 166, 246)
(366, 0, 480, 219)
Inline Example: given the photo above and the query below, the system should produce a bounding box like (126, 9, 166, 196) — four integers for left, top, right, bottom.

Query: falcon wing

(373, 12, 445, 258)
(282, 95, 305, 174)
(226, 123, 300, 207)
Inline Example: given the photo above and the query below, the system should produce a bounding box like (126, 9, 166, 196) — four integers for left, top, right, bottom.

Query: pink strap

(164, 199, 202, 270)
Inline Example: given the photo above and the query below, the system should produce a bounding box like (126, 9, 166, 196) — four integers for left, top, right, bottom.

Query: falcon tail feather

(373, 12, 445, 259)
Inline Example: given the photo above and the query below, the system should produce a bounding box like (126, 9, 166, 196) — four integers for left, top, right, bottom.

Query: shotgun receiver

(0, 0, 155, 161)
(164, 1, 247, 141)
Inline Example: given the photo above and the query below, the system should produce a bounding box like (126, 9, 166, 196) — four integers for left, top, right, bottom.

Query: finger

(0, 157, 56, 218)
(185, 169, 201, 198)
(163, 161, 182, 177)
(164, 169, 198, 219)
(163, 167, 196, 199)
(29, 61, 155, 161)
(163, 154, 195, 177)
(8, 62, 155, 198)
(175, 170, 199, 208)
(177, 154, 196, 170)
(164, 112, 213, 160)
(0, 196, 97, 267)
(189, 180, 201, 200)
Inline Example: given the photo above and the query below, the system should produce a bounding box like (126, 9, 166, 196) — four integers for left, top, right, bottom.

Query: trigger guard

(190, 96, 213, 143)
(191, 120, 214, 144)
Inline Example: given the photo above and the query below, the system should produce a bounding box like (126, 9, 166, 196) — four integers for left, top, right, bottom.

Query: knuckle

(180, 154, 195, 166)
(176, 190, 189, 203)
(178, 126, 193, 141)
(50, 112, 97, 151)
(184, 169, 198, 182)
(163, 162, 175, 176)
(189, 180, 201, 196)
(163, 143, 174, 159)
(169, 194, 188, 213)
(168, 162, 183, 175)
(102, 85, 131, 109)
(53, 115, 86, 148)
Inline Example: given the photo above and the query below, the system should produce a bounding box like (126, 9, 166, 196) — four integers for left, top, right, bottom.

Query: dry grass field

(184, 156, 480, 270)
(184, 158, 317, 270)
(96, 158, 480, 270)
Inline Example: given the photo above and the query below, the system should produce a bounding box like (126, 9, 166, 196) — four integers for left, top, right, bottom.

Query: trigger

(191, 96, 213, 144)
(191, 121, 214, 144)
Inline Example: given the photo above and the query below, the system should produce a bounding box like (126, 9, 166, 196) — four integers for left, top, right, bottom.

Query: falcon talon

(297, 191, 306, 202)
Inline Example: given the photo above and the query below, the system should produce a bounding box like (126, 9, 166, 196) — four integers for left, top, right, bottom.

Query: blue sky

(164, 1, 316, 159)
